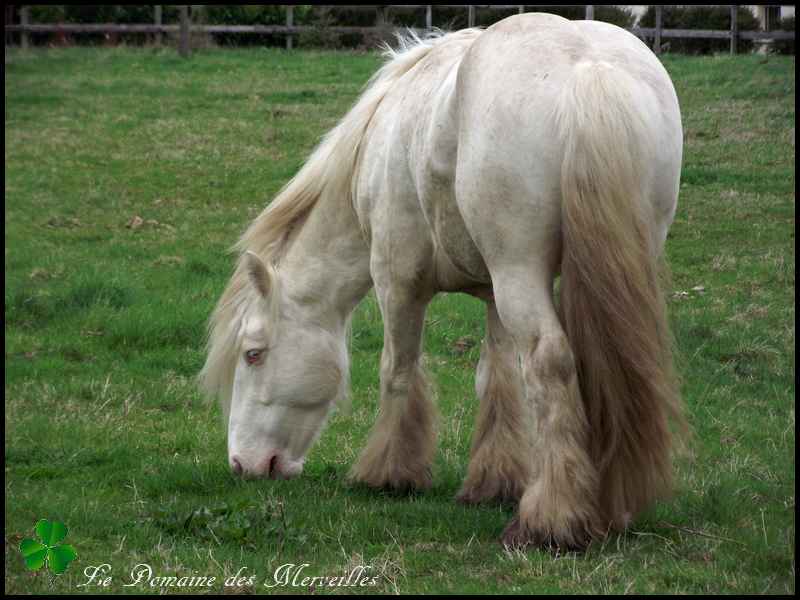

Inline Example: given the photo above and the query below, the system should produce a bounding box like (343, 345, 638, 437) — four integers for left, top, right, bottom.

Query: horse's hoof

(500, 516, 590, 554)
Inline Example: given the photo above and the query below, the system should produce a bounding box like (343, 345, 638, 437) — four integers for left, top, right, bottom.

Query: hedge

(639, 5, 760, 54)
(773, 15, 795, 55)
(16, 5, 789, 54)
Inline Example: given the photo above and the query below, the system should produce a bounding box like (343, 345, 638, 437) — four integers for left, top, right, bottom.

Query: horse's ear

(244, 251, 272, 298)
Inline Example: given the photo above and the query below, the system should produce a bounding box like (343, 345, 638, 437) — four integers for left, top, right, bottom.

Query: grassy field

(4, 46, 795, 594)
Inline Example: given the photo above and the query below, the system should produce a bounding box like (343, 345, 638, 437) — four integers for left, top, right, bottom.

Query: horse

(200, 12, 686, 551)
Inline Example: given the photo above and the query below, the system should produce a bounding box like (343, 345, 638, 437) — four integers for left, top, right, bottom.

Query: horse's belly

(422, 177, 491, 290)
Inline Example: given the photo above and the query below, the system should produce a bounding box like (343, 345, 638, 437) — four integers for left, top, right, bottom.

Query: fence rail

(5, 5, 795, 57)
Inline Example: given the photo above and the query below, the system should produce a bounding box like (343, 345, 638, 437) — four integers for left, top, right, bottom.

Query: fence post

(376, 5, 388, 27)
(425, 5, 432, 31)
(468, 5, 475, 28)
(154, 5, 162, 46)
(730, 5, 738, 55)
(654, 5, 662, 55)
(178, 5, 190, 58)
(4, 4, 10, 47)
(286, 5, 293, 50)
(21, 6, 30, 50)
(585, 5, 594, 20)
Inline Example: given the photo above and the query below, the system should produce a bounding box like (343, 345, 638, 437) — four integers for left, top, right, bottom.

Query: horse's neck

(280, 191, 372, 331)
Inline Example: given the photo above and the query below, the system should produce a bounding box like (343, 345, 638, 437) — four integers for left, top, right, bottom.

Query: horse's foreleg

(458, 301, 530, 504)
(349, 284, 436, 491)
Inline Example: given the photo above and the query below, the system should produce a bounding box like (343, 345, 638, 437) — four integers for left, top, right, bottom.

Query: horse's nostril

(268, 454, 279, 478)
(231, 456, 243, 476)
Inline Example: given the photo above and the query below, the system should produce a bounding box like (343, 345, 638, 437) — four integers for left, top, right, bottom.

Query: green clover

(19, 519, 78, 575)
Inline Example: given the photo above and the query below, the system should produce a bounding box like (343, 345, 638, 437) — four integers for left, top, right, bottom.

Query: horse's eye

(245, 349, 263, 365)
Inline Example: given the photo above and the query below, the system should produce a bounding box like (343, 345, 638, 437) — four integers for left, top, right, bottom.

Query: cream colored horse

(201, 13, 685, 550)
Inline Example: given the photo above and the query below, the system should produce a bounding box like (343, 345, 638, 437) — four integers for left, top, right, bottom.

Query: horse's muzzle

(229, 451, 303, 480)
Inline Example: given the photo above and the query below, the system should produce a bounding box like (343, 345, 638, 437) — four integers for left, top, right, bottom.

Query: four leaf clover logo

(19, 519, 78, 575)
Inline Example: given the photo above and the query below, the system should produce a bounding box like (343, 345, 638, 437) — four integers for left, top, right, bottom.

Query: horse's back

(356, 14, 681, 293)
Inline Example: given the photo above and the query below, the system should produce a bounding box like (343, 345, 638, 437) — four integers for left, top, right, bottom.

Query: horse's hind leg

(492, 271, 601, 550)
(458, 300, 530, 504)
(349, 249, 437, 491)
(454, 159, 600, 547)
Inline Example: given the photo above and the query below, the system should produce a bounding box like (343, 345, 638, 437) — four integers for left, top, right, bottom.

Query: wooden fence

(5, 5, 795, 58)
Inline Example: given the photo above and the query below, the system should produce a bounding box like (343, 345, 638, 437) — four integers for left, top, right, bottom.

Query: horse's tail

(555, 61, 686, 530)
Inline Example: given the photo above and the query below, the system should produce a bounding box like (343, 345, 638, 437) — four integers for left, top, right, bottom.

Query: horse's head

(224, 251, 347, 479)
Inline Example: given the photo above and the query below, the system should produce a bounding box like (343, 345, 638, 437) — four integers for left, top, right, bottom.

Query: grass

(4, 46, 795, 594)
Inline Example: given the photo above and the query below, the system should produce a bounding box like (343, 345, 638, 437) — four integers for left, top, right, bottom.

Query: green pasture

(4, 46, 795, 594)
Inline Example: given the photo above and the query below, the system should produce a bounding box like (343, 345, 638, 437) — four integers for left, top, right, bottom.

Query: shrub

(27, 5, 180, 46)
(19, 4, 635, 50)
(406, 6, 635, 32)
(306, 6, 636, 50)
(27, 5, 68, 46)
(27, 5, 66, 24)
(639, 6, 760, 54)
(773, 16, 795, 55)
(29, 5, 178, 24)
(299, 7, 365, 50)
(202, 5, 308, 47)
(529, 6, 636, 29)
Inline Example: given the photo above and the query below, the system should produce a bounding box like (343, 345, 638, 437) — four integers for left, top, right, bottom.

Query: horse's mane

(199, 29, 483, 416)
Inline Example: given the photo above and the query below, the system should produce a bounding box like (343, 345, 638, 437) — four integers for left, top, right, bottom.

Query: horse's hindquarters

(448, 13, 684, 547)
(451, 14, 682, 277)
